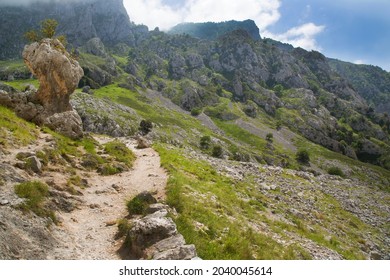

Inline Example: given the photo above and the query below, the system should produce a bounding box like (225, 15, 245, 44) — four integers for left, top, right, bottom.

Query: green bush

(191, 108, 202, 116)
(127, 197, 145, 215)
(200, 135, 211, 150)
(139, 119, 153, 135)
(327, 166, 345, 177)
(212, 145, 223, 158)
(296, 149, 310, 165)
(266, 133, 273, 143)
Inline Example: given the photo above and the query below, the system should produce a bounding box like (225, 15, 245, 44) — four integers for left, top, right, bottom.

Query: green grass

(294, 136, 390, 190)
(14, 180, 57, 224)
(104, 140, 136, 168)
(213, 119, 267, 152)
(155, 143, 309, 259)
(0, 105, 38, 147)
(3, 79, 39, 91)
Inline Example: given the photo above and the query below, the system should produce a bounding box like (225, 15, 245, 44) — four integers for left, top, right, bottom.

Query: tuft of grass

(14, 181, 57, 224)
(117, 218, 132, 238)
(126, 195, 154, 216)
(98, 163, 121, 176)
(104, 140, 136, 168)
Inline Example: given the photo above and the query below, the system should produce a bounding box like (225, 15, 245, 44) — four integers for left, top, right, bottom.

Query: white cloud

(263, 23, 325, 50)
(124, 0, 281, 31)
(124, 0, 325, 51)
(353, 59, 365, 65)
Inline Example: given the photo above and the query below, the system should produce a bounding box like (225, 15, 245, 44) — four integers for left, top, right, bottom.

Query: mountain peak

(168, 19, 261, 41)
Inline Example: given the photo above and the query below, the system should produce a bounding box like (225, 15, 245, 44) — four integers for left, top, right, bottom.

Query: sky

(123, 0, 390, 71)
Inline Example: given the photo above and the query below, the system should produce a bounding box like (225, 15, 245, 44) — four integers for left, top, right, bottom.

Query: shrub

(139, 119, 153, 135)
(212, 145, 223, 158)
(126, 192, 156, 216)
(200, 135, 211, 150)
(191, 108, 202, 116)
(296, 149, 310, 164)
(266, 133, 274, 143)
(327, 166, 345, 177)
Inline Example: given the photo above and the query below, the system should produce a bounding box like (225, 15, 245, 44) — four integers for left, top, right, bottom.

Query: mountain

(168, 19, 261, 41)
(328, 58, 390, 114)
(0, 0, 148, 60)
(0, 1, 390, 260)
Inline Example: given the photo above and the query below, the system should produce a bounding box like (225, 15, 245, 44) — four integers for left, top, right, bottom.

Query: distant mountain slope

(168, 19, 261, 41)
(0, 0, 147, 59)
(329, 59, 390, 114)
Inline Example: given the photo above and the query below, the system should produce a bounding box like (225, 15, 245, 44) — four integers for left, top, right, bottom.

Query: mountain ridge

(168, 19, 261, 41)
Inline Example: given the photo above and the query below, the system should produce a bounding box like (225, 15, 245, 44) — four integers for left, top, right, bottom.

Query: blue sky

(123, 0, 390, 71)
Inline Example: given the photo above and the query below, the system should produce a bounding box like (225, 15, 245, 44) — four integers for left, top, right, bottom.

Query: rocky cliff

(0, 0, 148, 60)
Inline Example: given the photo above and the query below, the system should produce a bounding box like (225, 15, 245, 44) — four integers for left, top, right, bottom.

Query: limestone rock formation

(44, 111, 84, 141)
(127, 204, 198, 260)
(23, 39, 84, 114)
(0, 39, 84, 139)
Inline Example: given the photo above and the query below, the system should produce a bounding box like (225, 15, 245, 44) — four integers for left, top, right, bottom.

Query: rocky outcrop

(0, 39, 84, 139)
(44, 111, 84, 141)
(23, 39, 84, 114)
(0, 0, 149, 60)
(70, 92, 140, 137)
(126, 204, 198, 260)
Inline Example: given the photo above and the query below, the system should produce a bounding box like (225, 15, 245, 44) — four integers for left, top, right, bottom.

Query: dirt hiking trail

(50, 137, 167, 260)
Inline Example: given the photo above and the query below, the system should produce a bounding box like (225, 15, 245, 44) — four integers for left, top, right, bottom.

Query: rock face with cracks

(23, 39, 84, 114)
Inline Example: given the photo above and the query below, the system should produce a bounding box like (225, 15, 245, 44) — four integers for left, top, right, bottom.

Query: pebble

(0, 199, 9, 206)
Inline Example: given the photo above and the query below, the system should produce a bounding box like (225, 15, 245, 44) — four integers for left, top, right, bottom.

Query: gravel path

(50, 137, 167, 260)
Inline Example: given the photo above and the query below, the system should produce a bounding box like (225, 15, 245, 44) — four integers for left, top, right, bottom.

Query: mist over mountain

(0, 0, 93, 6)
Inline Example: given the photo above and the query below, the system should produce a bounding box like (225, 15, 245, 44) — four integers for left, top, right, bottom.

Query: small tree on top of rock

(24, 19, 67, 46)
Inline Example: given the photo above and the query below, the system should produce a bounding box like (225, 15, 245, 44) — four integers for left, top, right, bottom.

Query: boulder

(128, 213, 178, 258)
(126, 204, 198, 260)
(137, 136, 151, 149)
(25, 156, 42, 174)
(44, 111, 84, 140)
(22, 38, 84, 114)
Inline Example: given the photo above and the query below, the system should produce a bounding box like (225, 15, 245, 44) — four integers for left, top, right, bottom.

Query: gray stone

(44, 110, 84, 140)
(370, 251, 382, 260)
(146, 203, 169, 214)
(152, 244, 197, 260)
(137, 136, 151, 149)
(128, 215, 178, 258)
(25, 156, 42, 173)
(0, 199, 9, 206)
